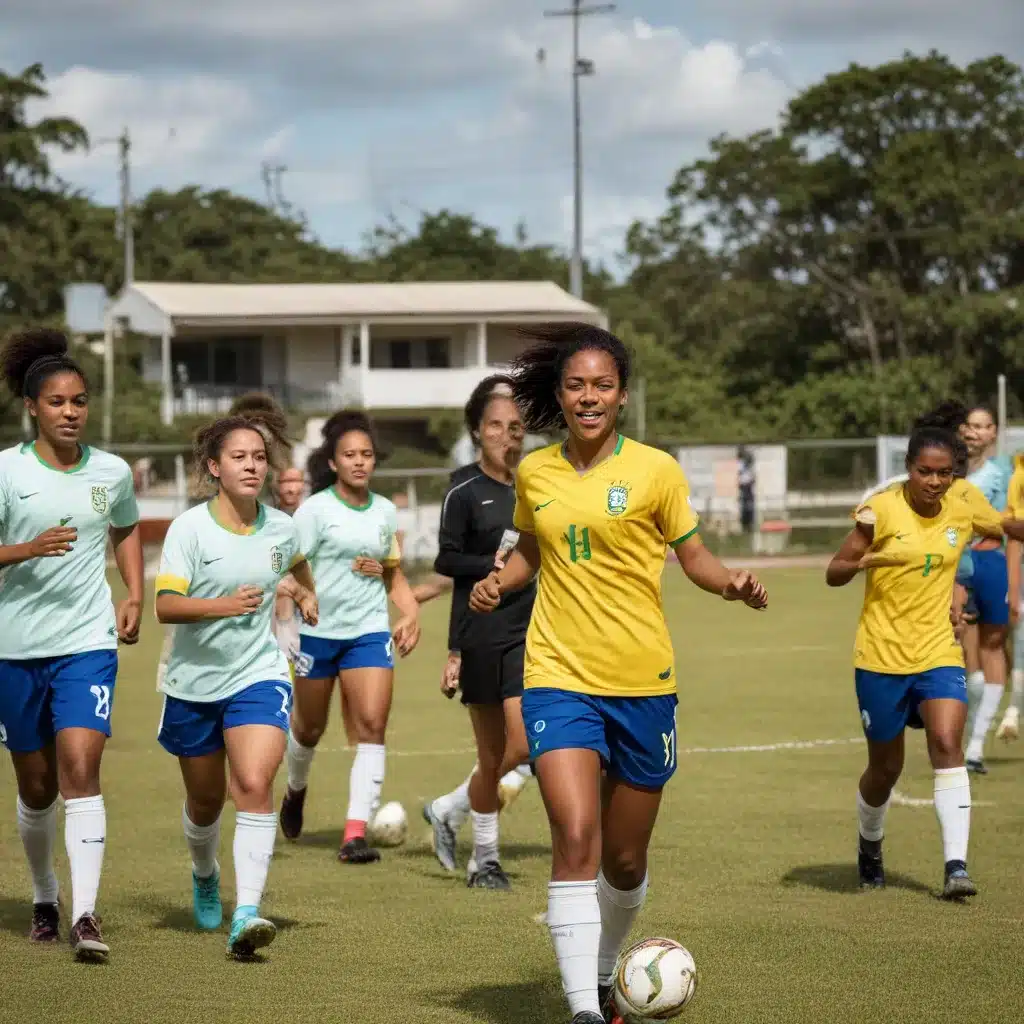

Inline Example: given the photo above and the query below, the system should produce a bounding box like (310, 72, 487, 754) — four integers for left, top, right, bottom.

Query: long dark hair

(464, 373, 514, 442)
(307, 410, 379, 494)
(1, 328, 86, 400)
(509, 322, 630, 432)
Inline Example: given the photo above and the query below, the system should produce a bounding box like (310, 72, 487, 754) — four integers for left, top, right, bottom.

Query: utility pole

(117, 128, 133, 285)
(544, 1, 615, 299)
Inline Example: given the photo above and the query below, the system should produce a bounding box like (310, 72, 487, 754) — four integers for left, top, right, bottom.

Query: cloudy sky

(3, 1, 1021, 268)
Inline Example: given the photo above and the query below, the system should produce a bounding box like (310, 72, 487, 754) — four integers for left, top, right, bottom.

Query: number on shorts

(89, 685, 111, 721)
(661, 728, 676, 770)
(922, 553, 944, 577)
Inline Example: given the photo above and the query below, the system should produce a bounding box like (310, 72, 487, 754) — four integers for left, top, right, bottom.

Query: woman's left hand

(353, 556, 384, 579)
(116, 597, 142, 644)
(722, 570, 767, 610)
(296, 589, 319, 626)
(393, 615, 421, 658)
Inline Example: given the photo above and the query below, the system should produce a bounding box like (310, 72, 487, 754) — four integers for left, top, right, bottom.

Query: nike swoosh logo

(535, 500, 555, 511)
(18, 492, 38, 499)
(482, 500, 494, 505)
(203, 557, 223, 565)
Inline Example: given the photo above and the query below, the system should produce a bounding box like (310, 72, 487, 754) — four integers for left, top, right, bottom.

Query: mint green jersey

(294, 489, 399, 641)
(156, 501, 304, 702)
(0, 442, 138, 660)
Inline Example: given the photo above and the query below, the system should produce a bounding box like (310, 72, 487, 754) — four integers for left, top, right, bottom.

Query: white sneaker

(995, 705, 1019, 742)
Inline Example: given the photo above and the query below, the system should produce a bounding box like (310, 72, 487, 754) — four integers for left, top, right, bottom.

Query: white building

(105, 280, 607, 423)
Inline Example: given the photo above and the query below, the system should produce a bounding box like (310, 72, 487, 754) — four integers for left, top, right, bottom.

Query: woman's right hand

(469, 572, 502, 614)
(440, 652, 461, 699)
(353, 556, 384, 579)
(221, 585, 264, 617)
(29, 526, 77, 558)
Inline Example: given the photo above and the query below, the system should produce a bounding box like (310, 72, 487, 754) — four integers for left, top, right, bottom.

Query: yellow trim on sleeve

(155, 573, 189, 596)
(382, 533, 401, 567)
(288, 553, 306, 570)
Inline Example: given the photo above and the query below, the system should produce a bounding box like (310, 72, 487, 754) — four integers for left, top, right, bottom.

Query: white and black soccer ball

(613, 937, 698, 1021)
(368, 801, 408, 847)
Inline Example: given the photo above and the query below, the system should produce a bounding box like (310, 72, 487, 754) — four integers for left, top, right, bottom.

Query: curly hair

(905, 424, 969, 475)
(464, 373, 515, 440)
(911, 401, 969, 476)
(509, 322, 630, 432)
(0, 327, 86, 400)
(192, 411, 284, 490)
(228, 391, 292, 465)
(307, 410, 380, 494)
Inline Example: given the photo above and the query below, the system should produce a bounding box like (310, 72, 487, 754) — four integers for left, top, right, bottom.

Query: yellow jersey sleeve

(383, 532, 401, 567)
(656, 457, 700, 546)
(512, 465, 536, 533)
(1007, 460, 1024, 517)
(962, 480, 1003, 537)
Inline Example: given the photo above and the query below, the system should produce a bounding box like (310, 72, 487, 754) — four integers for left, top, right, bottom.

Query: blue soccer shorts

(854, 666, 967, 744)
(294, 631, 394, 680)
(0, 650, 118, 753)
(521, 687, 679, 789)
(969, 548, 1009, 626)
(158, 679, 293, 758)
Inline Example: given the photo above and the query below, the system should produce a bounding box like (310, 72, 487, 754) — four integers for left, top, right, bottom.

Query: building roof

(112, 281, 604, 330)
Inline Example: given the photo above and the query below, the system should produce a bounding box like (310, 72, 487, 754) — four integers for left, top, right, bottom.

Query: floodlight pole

(544, 1, 615, 299)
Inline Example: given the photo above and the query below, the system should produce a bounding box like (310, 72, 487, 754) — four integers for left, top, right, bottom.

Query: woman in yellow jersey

(999, 454, 1024, 741)
(827, 424, 1024, 901)
(469, 323, 766, 1024)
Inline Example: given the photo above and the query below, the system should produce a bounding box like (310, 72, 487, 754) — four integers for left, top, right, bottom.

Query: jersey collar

(22, 440, 91, 474)
(207, 498, 267, 535)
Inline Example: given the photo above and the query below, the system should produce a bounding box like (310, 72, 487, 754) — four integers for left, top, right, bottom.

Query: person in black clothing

(422, 377, 534, 889)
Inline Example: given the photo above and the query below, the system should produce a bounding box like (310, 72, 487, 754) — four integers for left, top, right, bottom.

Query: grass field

(2, 568, 1023, 1024)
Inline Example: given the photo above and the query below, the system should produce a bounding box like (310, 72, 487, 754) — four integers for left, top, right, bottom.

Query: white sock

(64, 795, 106, 924)
(856, 790, 889, 842)
(934, 767, 971, 864)
(548, 880, 603, 1017)
(233, 811, 277, 911)
(597, 870, 648, 984)
(965, 670, 985, 733)
(515, 763, 533, 779)
(182, 804, 220, 879)
(286, 728, 316, 792)
(1011, 668, 1024, 710)
(966, 682, 1004, 760)
(471, 810, 499, 867)
(433, 770, 473, 829)
(346, 743, 386, 823)
(17, 798, 59, 905)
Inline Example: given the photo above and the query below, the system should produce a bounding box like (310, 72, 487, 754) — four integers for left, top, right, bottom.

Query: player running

(279, 411, 420, 864)
(155, 412, 317, 959)
(469, 323, 766, 1024)
(422, 380, 534, 888)
(827, 423, 1024, 900)
(0, 328, 143, 960)
(958, 405, 1012, 772)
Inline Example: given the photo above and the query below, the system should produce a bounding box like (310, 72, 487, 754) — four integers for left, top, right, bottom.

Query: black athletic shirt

(435, 465, 534, 652)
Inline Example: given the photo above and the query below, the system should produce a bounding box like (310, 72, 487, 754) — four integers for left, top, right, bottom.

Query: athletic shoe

(598, 984, 624, 1024)
(227, 906, 276, 959)
(279, 786, 307, 841)
(941, 861, 977, 900)
(70, 913, 109, 962)
(966, 758, 988, 775)
(858, 846, 885, 889)
(995, 705, 1020, 742)
(29, 902, 60, 943)
(337, 836, 381, 864)
(467, 861, 511, 890)
(192, 869, 222, 931)
(572, 1013, 606, 1024)
(422, 801, 458, 873)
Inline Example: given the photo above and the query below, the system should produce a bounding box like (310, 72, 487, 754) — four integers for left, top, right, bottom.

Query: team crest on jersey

(270, 545, 284, 573)
(606, 482, 630, 517)
(91, 485, 109, 514)
(945, 527, 959, 547)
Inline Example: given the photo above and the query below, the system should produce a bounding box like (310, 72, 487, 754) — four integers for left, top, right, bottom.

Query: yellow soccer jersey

(1006, 456, 1024, 517)
(853, 479, 1003, 674)
(512, 435, 699, 697)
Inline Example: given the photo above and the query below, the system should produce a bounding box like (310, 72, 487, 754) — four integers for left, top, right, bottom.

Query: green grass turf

(2, 568, 1023, 1024)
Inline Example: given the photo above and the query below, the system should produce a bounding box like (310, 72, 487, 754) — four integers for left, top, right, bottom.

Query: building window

(425, 338, 450, 368)
(390, 340, 412, 368)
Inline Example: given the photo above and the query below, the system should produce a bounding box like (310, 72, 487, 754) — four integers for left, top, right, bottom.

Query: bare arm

(385, 564, 421, 656)
(0, 526, 76, 566)
(156, 586, 262, 625)
(1009, 537, 1022, 623)
(412, 574, 453, 604)
(673, 534, 767, 607)
(826, 524, 874, 587)
(111, 523, 145, 643)
(494, 532, 541, 594)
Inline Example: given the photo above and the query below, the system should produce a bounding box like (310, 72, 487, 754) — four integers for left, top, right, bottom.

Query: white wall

(285, 327, 340, 392)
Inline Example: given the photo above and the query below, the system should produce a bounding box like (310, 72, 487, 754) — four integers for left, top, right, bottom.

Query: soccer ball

(368, 801, 408, 847)
(613, 938, 698, 1021)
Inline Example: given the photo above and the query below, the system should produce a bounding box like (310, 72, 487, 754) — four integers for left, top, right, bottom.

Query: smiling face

(557, 348, 625, 445)
(907, 443, 955, 507)
(331, 429, 376, 490)
(209, 427, 269, 499)
(29, 370, 88, 448)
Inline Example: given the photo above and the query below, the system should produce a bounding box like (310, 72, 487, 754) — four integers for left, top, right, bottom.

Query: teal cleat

(227, 906, 276, 959)
(192, 869, 223, 931)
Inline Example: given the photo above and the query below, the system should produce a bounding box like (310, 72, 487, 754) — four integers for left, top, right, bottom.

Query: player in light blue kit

(0, 329, 143, 960)
(155, 413, 317, 960)
(280, 411, 421, 864)
(959, 405, 1012, 772)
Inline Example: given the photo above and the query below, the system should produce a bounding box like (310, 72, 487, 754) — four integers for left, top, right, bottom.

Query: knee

(602, 849, 648, 891)
(552, 818, 601, 876)
(187, 793, 224, 825)
(230, 770, 273, 809)
(356, 717, 387, 745)
(292, 721, 325, 748)
(865, 759, 902, 790)
(58, 760, 100, 800)
(19, 777, 58, 810)
(929, 732, 963, 768)
(980, 628, 1007, 652)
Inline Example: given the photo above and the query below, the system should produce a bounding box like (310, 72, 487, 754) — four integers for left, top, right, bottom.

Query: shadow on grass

(136, 895, 311, 935)
(430, 977, 564, 1024)
(781, 863, 932, 895)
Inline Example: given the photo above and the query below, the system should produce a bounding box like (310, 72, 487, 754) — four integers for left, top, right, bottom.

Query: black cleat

(858, 841, 885, 889)
(966, 758, 987, 775)
(572, 1014, 606, 1024)
(279, 785, 307, 841)
(598, 984, 623, 1024)
(70, 913, 109, 962)
(29, 902, 60, 943)
(467, 861, 511, 890)
(338, 836, 381, 864)
(942, 860, 978, 900)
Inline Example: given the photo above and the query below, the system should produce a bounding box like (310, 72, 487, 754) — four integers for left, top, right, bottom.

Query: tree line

(2, 52, 1022, 444)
